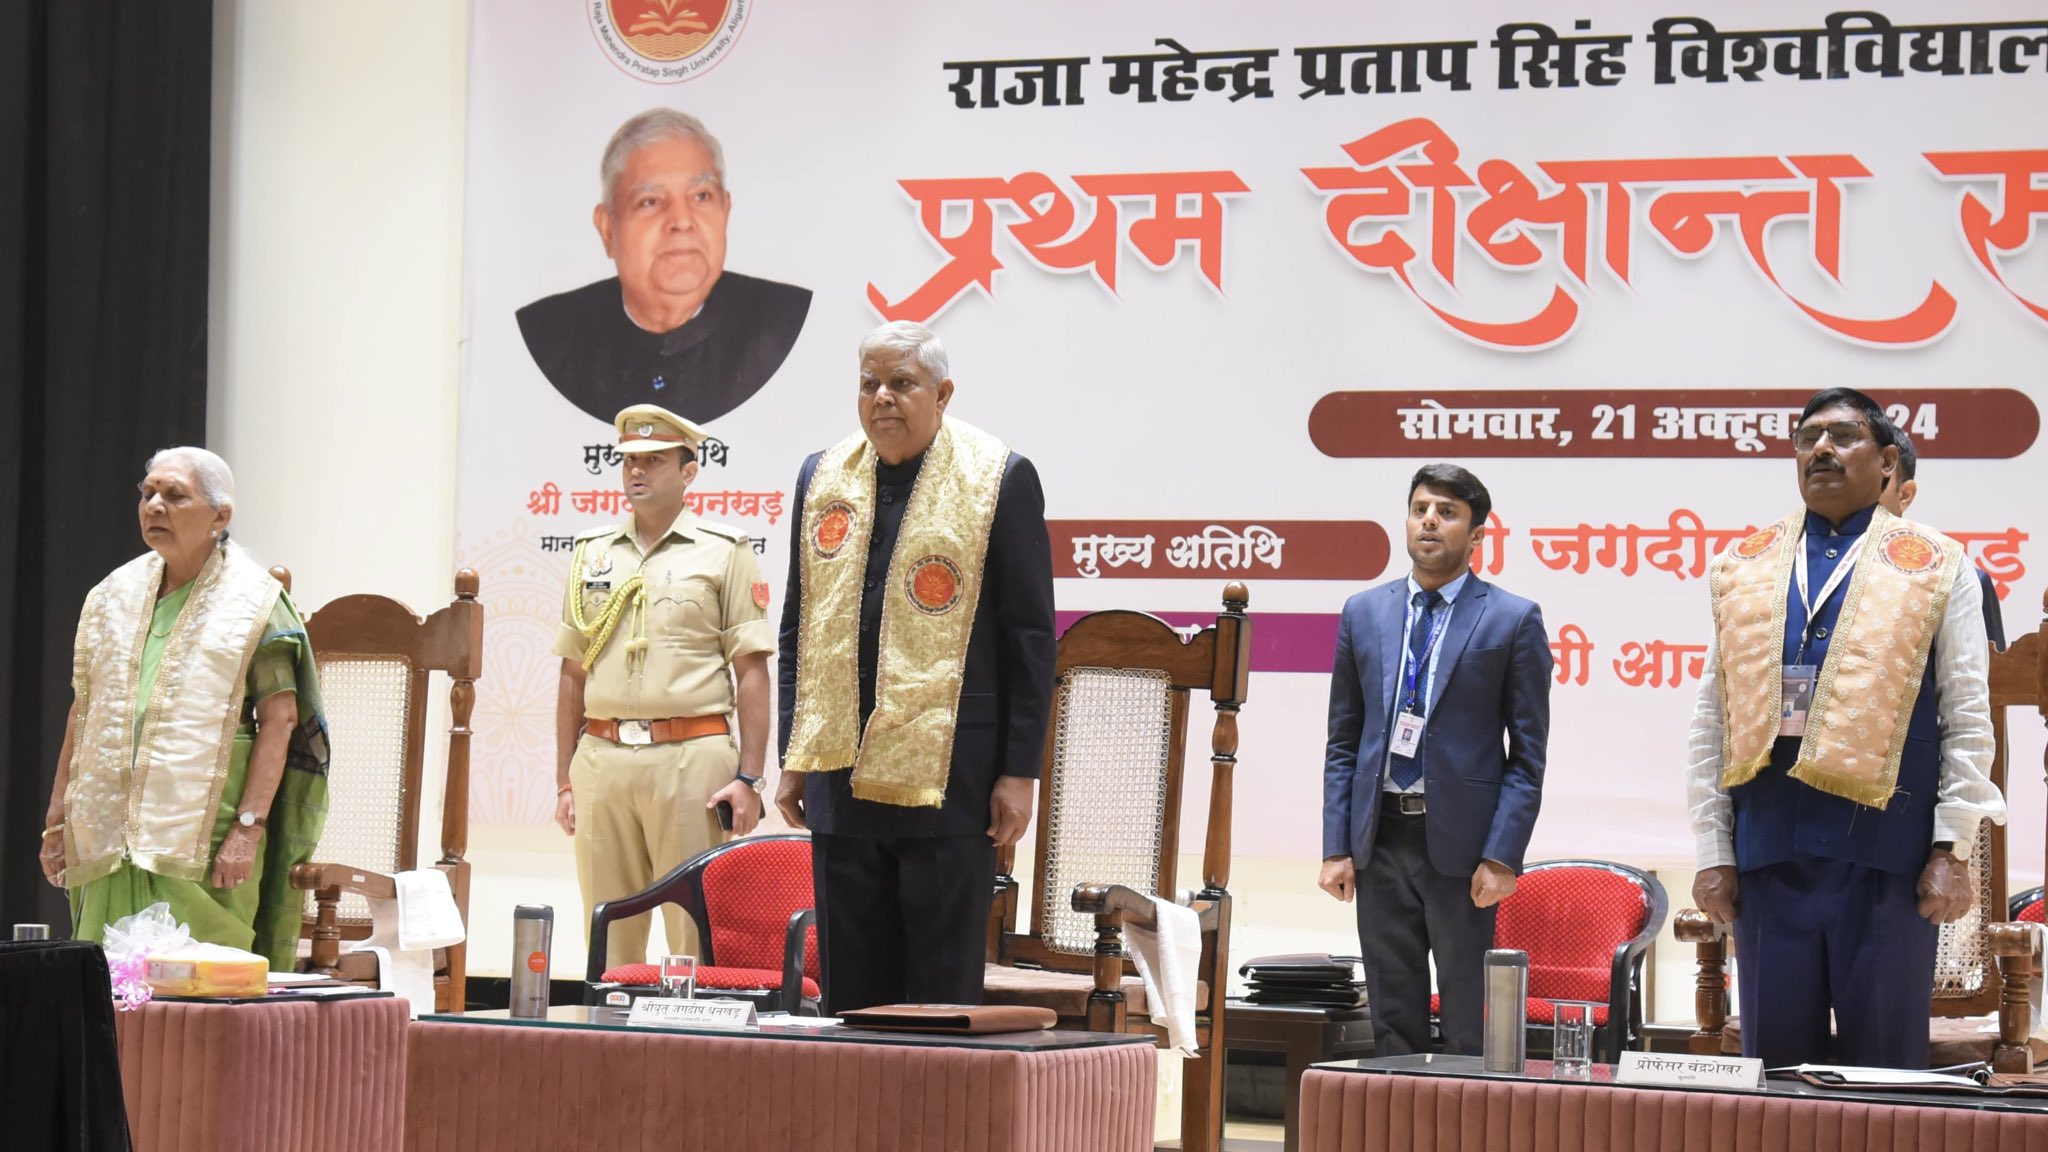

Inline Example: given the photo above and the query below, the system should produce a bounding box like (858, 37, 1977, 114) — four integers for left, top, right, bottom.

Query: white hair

(146, 446, 236, 510)
(858, 321, 950, 383)
(600, 108, 726, 209)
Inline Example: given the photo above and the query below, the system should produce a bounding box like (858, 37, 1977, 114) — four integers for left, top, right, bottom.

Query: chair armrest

(1071, 883, 1221, 932)
(1989, 921, 2037, 1074)
(1603, 938, 1651, 1062)
(782, 908, 817, 1015)
(1673, 908, 1731, 1056)
(1602, 903, 1667, 1060)
(290, 862, 399, 900)
(1672, 907, 1727, 945)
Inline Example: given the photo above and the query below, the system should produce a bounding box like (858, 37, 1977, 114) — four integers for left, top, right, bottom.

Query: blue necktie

(1391, 588, 1443, 791)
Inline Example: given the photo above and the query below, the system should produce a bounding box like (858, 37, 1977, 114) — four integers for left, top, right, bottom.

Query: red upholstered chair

(2012, 887, 2045, 924)
(583, 834, 820, 1014)
(1428, 860, 1667, 1063)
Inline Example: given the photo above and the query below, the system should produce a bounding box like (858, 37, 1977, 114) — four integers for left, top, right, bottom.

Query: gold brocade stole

(785, 419, 1009, 807)
(1710, 508, 1962, 809)
(63, 547, 280, 885)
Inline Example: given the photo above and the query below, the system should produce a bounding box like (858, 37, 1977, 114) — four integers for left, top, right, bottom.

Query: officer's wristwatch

(736, 772, 765, 793)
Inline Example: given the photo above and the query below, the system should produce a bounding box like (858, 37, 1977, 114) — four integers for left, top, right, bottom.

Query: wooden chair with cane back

(1675, 588, 2047, 1070)
(978, 582, 1250, 1152)
(273, 566, 484, 1014)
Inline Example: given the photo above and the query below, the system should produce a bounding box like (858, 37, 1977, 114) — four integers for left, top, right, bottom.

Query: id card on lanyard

(1391, 608, 1449, 760)
(1782, 535, 1864, 738)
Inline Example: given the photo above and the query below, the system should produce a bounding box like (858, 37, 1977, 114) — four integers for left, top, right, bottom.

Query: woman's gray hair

(146, 447, 236, 511)
(858, 321, 950, 383)
(600, 108, 726, 208)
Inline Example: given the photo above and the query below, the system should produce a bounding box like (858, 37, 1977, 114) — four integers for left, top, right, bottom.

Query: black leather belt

(1383, 793, 1427, 817)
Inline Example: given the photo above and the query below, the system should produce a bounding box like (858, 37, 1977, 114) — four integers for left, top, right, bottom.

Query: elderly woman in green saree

(38, 447, 329, 969)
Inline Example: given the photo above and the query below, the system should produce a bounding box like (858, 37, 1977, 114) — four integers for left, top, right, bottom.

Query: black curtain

(0, 2, 214, 934)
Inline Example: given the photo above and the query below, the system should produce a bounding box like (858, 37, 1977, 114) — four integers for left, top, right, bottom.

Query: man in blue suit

(1320, 464, 1552, 1055)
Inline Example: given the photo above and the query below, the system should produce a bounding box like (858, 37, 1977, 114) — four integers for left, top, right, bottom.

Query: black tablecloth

(1, 939, 133, 1151)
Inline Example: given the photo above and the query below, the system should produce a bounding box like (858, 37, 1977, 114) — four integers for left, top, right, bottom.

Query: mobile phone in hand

(716, 800, 734, 832)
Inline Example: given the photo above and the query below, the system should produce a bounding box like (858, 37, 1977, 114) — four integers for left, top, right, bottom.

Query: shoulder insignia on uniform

(695, 520, 751, 545)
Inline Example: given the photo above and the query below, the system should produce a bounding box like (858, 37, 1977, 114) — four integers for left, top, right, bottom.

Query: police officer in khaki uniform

(554, 404, 774, 970)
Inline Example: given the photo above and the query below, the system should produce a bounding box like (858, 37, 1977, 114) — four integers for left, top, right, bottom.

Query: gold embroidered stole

(64, 547, 281, 885)
(785, 419, 1009, 807)
(1710, 508, 1962, 809)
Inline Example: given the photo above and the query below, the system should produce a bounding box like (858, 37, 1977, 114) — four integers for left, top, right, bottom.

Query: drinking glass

(1551, 1000, 1598, 1079)
(659, 954, 697, 999)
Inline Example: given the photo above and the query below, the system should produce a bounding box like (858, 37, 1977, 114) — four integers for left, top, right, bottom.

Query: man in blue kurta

(1687, 386, 2002, 1068)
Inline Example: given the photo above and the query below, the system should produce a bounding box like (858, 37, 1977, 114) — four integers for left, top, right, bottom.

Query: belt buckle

(1397, 794, 1427, 816)
(617, 719, 653, 746)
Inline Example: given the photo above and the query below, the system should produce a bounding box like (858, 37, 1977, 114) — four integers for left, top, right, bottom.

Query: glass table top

(1316, 1053, 2048, 1115)
(422, 1004, 1158, 1053)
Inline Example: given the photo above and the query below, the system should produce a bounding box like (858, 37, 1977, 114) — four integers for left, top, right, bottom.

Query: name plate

(1617, 1051, 1763, 1090)
(625, 997, 758, 1030)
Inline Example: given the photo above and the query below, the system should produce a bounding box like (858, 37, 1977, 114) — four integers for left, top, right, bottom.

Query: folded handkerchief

(1125, 896, 1202, 1056)
(347, 868, 465, 1018)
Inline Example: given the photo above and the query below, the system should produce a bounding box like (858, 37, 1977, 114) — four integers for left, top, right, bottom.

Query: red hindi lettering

(1643, 155, 1955, 345)
(867, 170, 1248, 322)
(1303, 118, 1578, 348)
(1925, 149, 2048, 326)
(866, 176, 1012, 322)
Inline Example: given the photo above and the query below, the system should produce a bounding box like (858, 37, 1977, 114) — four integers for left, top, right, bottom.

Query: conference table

(405, 1006, 1158, 1152)
(1300, 1054, 2048, 1152)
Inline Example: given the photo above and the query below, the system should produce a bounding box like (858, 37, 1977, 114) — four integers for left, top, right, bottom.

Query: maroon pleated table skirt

(1301, 1060, 2048, 1152)
(405, 1012, 1157, 1152)
(114, 994, 407, 1152)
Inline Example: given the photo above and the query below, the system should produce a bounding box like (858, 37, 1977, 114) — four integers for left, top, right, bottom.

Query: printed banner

(460, 0, 2048, 873)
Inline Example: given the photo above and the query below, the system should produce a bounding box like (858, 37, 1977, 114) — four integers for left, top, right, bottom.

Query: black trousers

(811, 832, 996, 1014)
(1354, 807, 1497, 1056)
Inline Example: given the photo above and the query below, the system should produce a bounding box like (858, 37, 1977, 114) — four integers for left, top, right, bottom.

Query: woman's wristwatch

(236, 810, 268, 831)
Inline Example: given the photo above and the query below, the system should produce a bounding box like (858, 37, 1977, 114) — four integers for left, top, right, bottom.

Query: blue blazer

(1321, 576, 1552, 877)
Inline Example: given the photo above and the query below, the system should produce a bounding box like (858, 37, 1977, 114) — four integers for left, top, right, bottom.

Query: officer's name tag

(1780, 664, 1817, 737)
(585, 580, 612, 592)
(626, 997, 757, 1030)
(1616, 1051, 1763, 1090)
(1391, 712, 1425, 759)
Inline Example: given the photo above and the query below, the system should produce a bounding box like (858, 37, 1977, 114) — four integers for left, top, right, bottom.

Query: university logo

(813, 502, 856, 559)
(1733, 523, 1783, 560)
(588, 0, 751, 84)
(1878, 528, 1942, 574)
(906, 555, 964, 616)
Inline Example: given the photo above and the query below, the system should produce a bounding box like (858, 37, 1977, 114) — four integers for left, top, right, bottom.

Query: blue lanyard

(1402, 603, 1451, 713)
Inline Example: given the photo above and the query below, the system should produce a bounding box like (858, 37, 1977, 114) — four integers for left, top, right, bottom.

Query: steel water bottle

(510, 905, 554, 1019)
(1482, 948, 1529, 1073)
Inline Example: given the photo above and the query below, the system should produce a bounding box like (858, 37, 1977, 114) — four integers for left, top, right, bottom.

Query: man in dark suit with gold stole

(775, 321, 1055, 1013)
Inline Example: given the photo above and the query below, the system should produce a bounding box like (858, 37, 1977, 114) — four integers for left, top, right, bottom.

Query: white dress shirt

(1687, 558, 2004, 869)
